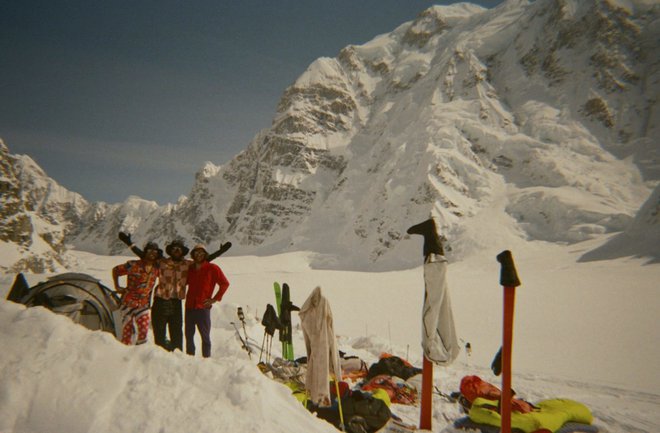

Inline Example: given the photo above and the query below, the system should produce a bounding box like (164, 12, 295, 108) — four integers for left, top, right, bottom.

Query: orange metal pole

(419, 355, 433, 430)
(501, 285, 516, 433)
(496, 250, 521, 433)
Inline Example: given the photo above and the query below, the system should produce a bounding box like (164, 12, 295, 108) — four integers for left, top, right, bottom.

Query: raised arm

(118, 232, 145, 259)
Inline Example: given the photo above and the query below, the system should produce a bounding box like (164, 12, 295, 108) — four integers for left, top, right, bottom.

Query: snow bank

(1, 242, 659, 432)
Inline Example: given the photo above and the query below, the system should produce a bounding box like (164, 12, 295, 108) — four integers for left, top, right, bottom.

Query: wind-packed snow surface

(1, 239, 658, 433)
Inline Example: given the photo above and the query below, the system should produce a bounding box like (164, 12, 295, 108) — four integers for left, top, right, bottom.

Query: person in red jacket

(185, 244, 230, 358)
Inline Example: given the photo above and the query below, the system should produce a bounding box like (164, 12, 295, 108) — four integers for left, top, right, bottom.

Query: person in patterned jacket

(112, 242, 161, 345)
(150, 240, 190, 351)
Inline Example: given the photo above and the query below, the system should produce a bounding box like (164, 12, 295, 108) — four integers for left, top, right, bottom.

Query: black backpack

(312, 391, 391, 433)
(343, 391, 391, 432)
(366, 356, 421, 381)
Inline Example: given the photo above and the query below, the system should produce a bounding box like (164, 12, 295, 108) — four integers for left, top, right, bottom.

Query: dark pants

(151, 297, 183, 351)
(185, 308, 212, 358)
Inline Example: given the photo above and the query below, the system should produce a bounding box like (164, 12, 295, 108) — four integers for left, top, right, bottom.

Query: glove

(118, 232, 133, 246)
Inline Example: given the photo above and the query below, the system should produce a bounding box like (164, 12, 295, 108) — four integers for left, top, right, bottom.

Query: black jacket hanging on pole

(261, 304, 281, 337)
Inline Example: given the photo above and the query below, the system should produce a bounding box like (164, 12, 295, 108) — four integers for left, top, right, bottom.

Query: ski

(274, 282, 282, 316)
(273, 282, 285, 358)
(273, 282, 298, 361)
(217, 241, 232, 256)
(207, 241, 232, 262)
(281, 283, 295, 360)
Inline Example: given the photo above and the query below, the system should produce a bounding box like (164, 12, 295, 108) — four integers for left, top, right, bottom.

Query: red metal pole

(501, 285, 516, 433)
(419, 355, 433, 430)
(496, 250, 521, 433)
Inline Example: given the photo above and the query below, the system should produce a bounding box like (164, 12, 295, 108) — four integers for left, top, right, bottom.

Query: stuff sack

(460, 375, 534, 413)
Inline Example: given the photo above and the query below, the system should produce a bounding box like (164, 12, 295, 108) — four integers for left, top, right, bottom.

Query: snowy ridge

(1, 0, 658, 272)
(579, 183, 660, 263)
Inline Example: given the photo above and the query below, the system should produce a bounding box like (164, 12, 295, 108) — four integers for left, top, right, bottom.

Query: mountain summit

(2, 0, 657, 272)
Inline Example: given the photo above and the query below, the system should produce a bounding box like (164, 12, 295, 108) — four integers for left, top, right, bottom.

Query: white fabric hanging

(298, 286, 341, 406)
(422, 254, 459, 365)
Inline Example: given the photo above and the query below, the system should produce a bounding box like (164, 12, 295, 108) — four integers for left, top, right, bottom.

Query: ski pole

(238, 307, 250, 345)
(496, 250, 521, 433)
(231, 321, 252, 359)
(259, 331, 267, 363)
(268, 334, 273, 363)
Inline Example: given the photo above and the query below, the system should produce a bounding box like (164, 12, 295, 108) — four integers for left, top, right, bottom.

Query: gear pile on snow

(452, 375, 597, 433)
(256, 286, 422, 433)
(259, 351, 422, 433)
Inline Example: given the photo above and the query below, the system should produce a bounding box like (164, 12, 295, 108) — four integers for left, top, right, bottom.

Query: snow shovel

(497, 250, 521, 433)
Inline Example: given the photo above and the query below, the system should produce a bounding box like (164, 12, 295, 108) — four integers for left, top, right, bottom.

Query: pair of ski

(234, 282, 298, 362)
(273, 282, 297, 361)
(258, 282, 297, 362)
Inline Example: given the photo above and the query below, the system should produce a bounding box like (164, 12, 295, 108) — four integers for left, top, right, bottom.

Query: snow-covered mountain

(1, 0, 658, 272)
(579, 182, 660, 263)
(0, 140, 89, 272)
(0, 139, 172, 271)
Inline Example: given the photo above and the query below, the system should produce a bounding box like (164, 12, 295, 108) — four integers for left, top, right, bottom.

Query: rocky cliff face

(2, 0, 657, 272)
(0, 140, 88, 272)
(0, 140, 172, 272)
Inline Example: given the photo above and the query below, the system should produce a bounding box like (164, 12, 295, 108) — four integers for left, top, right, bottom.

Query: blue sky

(1, 0, 503, 204)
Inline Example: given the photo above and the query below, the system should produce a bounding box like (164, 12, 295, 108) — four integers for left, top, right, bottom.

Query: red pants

(120, 306, 151, 345)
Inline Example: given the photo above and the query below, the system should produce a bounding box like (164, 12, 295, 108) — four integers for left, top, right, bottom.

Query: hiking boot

(406, 218, 444, 256)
